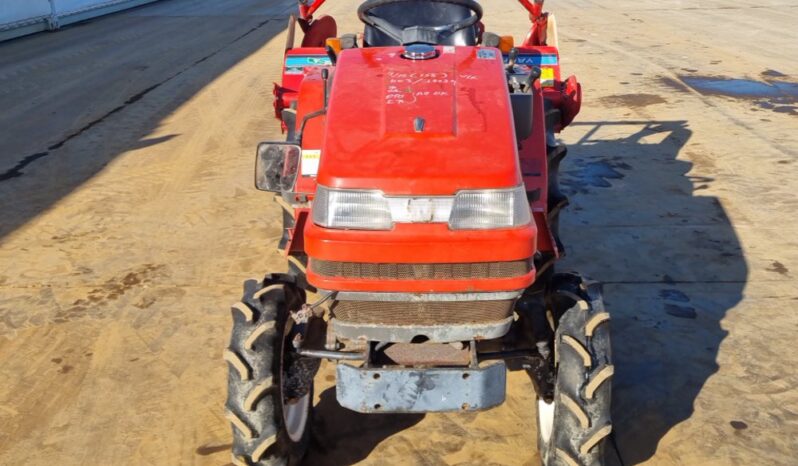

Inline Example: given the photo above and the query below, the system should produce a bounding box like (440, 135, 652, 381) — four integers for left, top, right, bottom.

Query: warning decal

(507, 54, 559, 66)
(284, 55, 332, 75)
(301, 149, 321, 176)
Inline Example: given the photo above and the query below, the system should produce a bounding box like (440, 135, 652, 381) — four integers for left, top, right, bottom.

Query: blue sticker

(285, 55, 332, 74)
(477, 49, 498, 60)
(505, 54, 558, 66)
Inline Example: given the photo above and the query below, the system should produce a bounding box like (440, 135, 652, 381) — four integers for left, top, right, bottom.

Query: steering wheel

(358, 0, 483, 45)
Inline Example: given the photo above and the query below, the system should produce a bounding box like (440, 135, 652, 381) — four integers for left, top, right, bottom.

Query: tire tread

(225, 278, 311, 466)
(537, 273, 612, 466)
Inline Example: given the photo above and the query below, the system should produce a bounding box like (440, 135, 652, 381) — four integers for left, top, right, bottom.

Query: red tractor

(225, 1, 612, 465)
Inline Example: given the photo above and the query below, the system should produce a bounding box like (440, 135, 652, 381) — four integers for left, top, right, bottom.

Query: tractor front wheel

(537, 274, 613, 466)
(224, 277, 317, 466)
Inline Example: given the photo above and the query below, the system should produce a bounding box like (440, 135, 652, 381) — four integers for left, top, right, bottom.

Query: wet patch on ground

(598, 93, 667, 108)
(562, 159, 632, 193)
(730, 420, 749, 430)
(52, 264, 167, 324)
(659, 289, 691, 303)
(766, 261, 790, 276)
(665, 304, 697, 319)
(661, 288, 696, 319)
(762, 69, 788, 78)
(664, 74, 798, 116)
(680, 76, 797, 99)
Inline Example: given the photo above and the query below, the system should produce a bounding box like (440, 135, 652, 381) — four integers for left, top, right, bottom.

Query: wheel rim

(280, 317, 311, 443)
(283, 392, 310, 442)
(538, 398, 556, 444)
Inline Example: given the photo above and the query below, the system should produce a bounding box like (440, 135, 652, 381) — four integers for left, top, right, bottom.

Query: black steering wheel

(358, 0, 483, 45)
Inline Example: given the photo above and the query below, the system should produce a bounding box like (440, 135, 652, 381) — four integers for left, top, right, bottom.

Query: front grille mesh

(312, 260, 530, 280)
(332, 300, 514, 325)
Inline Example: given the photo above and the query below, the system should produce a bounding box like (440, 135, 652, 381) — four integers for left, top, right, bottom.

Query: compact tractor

(225, 1, 612, 465)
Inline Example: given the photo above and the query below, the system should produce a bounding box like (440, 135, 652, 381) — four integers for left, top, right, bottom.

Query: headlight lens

(449, 186, 531, 230)
(312, 185, 531, 230)
(313, 186, 393, 230)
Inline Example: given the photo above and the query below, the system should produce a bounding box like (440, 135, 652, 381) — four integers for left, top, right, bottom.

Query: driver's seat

(363, 1, 478, 46)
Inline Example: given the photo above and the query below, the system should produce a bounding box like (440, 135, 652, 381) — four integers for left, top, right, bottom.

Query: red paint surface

(273, 0, 582, 293)
(317, 46, 520, 195)
(305, 222, 536, 263)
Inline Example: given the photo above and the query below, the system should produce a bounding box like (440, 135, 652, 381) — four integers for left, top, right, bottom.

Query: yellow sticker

(541, 67, 555, 87)
(301, 149, 321, 176)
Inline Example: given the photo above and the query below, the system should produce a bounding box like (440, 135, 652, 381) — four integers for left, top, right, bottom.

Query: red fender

(559, 75, 582, 129)
(300, 15, 338, 48)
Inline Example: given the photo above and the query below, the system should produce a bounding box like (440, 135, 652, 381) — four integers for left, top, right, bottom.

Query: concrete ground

(1, 0, 797, 464)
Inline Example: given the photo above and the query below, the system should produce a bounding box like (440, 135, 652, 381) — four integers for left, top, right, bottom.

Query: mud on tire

(538, 273, 613, 466)
(224, 277, 317, 466)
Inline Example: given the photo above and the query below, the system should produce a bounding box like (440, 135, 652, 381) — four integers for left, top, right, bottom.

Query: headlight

(312, 185, 530, 230)
(313, 186, 393, 230)
(449, 186, 531, 230)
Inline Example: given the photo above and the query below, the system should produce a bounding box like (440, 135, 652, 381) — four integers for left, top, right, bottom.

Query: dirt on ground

(1, 0, 797, 465)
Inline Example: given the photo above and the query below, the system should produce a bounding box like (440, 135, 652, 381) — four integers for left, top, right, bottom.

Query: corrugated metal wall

(0, 0, 161, 42)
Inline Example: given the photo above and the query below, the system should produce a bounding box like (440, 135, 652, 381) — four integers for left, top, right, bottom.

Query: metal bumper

(336, 361, 506, 413)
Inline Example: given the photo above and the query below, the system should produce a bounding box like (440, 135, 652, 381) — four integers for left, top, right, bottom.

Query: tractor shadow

(559, 120, 746, 465)
(304, 387, 425, 466)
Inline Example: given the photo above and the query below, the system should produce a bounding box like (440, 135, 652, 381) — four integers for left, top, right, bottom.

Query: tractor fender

(559, 75, 582, 129)
(300, 15, 338, 48)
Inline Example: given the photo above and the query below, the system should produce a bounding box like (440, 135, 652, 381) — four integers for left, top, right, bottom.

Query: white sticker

(301, 149, 321, 176)
(442, 46, 455, 54)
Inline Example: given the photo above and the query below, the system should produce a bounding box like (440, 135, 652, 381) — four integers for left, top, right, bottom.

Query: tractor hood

(317, 46, 520, 196)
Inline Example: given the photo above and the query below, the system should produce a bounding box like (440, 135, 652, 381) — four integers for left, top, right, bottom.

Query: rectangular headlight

(312, 185, 530, 231)
(313, 186, 393, 230)
(449, 186, 531, 230)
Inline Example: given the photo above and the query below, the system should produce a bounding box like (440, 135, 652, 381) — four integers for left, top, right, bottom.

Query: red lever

(518, 0, 544, 19)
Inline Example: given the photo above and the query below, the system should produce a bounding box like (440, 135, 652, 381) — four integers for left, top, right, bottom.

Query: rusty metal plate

(382, 343, 471, 366)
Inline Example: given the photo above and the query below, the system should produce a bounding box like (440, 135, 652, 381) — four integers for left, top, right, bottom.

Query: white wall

(0, 0, 161, 42)
(54, 0, 129, 15)
(0, 1, 53, 27)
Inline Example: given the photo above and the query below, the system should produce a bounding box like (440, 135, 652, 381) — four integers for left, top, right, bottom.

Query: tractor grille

(331, 300, 514, 326)
(311, 260, 530, 280)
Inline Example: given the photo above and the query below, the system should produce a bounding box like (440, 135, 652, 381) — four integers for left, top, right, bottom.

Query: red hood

(317, 46, 520, 196)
